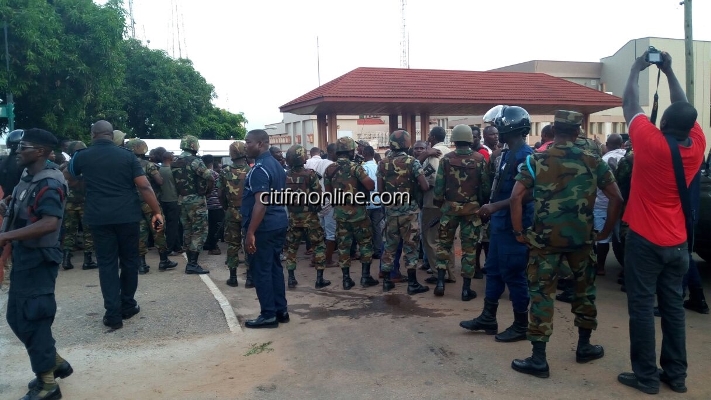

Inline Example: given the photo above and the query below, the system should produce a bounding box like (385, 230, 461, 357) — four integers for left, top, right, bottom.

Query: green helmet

(67, 140, 87, 156)
(112, 130, 126, 146)
(389, 130, 411, 150)
(125, 139, 148, 155)
(229, 140, 247, 159)
(450, 124, 474, 143)
(285, 145, 307, 167)
(180, 135, 200, 152)
(336, 136, 356, 152)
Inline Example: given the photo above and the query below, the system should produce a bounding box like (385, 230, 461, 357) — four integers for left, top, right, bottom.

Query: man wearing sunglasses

(1, 129, 72, 400)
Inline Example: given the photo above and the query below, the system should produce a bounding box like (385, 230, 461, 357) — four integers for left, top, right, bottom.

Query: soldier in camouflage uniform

(324, 137, 378, 290)
(125, 139, 178, 274)
(219, 140, 252, 287)
(172, 135, 214, 274)
(59, 141, 98, 270)
(378, 130, 431, 294)
(433, 125, 491, 299)
(283, 144, 331, 289)
(509, 110, 623, 378)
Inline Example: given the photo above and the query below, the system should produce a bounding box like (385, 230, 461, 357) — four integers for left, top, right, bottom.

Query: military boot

(185, 251, 209, 274)
(244, 267, 255, 288)
(62, 250, 74, 270)
(28, 355, 73, 390)
(495, 310, 528, 342)
(315, 269, 331, 289)
(684, 287, 710, 314)
(288, 269, 298, 288)
(22, 370, 61, 400)
(461, 278, 477, 301)
(382, 273, 395, 292)
(82, 252, 98, 270)
(158, 251, 178, 271)
(226, 268, 238, 287)
(138, 255, 150, 275)
(360, 262, 379, 287)
(406, 269, 429, 295)
(511, 341, 550, 378)
(459, 298, 498, 334)
(434, 269, 446, 297)
(575, 327, 605, 363)
(342, 267, 355, 290)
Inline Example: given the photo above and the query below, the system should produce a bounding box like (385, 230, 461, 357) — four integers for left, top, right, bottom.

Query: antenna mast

(128, 0, 136, 38)
(400, 0, 408, 68)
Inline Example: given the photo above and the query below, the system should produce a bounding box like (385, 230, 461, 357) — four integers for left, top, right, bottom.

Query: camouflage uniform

(515, 119, 615, 344)
(172, 135, 214, 274)
(324, 137, 378, 289)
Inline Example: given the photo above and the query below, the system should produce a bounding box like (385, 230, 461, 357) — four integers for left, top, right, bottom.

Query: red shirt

(623, 114, 706, 246)
(477, 148, 490, 162)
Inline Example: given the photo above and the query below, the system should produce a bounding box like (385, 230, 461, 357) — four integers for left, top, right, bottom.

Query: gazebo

(279, 67, 623, 146)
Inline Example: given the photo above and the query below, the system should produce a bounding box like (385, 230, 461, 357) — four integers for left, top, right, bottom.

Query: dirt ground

(2, 244, 710, 400)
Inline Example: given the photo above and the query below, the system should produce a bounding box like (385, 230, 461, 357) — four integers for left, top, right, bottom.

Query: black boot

(684, 287, 710, 314)
(315, 269, 331, 289)
(138, 255, 150, 275)
(434, 269, 446, 297)
(342, 267, 355, 290)
(288, 269, 298, 288)
(556, 279, 574, 303)
(406, 269, 429, 295)
(495, 310, 528, 342)
(461, 278, 477, 301)
(360, 262, 379, 287)
(383, 271, 395, 291)
(460, 298, 498, 334)
(62, 250, 74, 270)
(82, 252, 98, 270)
(226, 268, 238, 287)
(575, 327, 605, 363)
(512, 341, 550, 378)
(244, 267, 255, 288)
(185, 251, 209, 274)
(158, 251, 178, 271)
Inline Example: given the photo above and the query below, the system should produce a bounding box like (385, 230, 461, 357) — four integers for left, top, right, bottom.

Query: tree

(194, 107, 247, 140)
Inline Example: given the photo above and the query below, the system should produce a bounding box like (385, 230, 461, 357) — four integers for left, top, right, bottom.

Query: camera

(646, 46, 663, 65)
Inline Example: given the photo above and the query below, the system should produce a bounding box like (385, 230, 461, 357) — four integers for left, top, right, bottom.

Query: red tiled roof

(280, 67, 621, 116)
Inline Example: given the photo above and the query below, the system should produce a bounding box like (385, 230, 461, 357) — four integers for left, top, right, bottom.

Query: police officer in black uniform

(1, 129, 72, 400)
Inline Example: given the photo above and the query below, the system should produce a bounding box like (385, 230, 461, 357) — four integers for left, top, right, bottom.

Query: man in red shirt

(470, 126, 491, 162)
(617, 50, 706, 395)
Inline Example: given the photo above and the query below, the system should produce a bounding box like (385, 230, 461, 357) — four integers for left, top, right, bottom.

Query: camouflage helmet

(450, 124, 474, 143)
(229, 140, 247, 159)
(285, 144, 308, 167)
(389, 130, 411, 150)
(180, 135, 200, 152)
(67, 140, 87, 156)
(112, 130, 126, 146)
(125, 138, 149, 155)
(335, 136, 356, 152)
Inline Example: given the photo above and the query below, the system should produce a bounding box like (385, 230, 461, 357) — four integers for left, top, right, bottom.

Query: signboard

(307, 134, 314, 143)
(270, 135, 292, 145)
(0, 106, 6, 118)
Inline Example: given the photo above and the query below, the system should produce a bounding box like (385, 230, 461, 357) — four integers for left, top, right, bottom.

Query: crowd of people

(0, 50, 709, 399)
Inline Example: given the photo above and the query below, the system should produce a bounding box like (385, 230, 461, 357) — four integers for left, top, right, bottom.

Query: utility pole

(683, 0, 694, 107)
(3, 20, 14, 132)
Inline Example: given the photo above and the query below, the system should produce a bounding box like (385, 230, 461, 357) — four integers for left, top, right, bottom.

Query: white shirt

(594, 148, 627, 210)
(306, 155, 334, 214)
(361, 159, 380, 209)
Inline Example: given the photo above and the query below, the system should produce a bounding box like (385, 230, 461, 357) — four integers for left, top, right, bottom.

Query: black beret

(22, 128, 58, 148)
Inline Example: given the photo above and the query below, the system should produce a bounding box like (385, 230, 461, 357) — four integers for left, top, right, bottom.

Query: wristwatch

(513, 230, 523, 237)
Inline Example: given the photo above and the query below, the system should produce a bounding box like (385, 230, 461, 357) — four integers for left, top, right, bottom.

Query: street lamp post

(3, 20, 14, 131)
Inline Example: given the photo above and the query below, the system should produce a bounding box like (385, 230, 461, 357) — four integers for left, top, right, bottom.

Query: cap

(553, 110, 583, 127)
(21, 128, 58, 148)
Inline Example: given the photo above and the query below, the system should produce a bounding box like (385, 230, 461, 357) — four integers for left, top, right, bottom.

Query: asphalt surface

(2, 244, 711, 399)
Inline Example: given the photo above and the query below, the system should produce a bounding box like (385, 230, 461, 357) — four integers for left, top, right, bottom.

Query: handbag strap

(664, 134, 694, 247)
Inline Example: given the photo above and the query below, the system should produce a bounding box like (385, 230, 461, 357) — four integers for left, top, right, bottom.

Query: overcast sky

(99, 0, 711, 130)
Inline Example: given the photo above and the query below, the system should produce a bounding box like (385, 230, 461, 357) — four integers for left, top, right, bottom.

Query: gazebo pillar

(328, 113, 338, 144)
(317, 114, 327, 148)
(402, 112, 416, 137)
(582, 113, 590, 138)
(419, 112, 430, 141)
(389, 113, 399, 133)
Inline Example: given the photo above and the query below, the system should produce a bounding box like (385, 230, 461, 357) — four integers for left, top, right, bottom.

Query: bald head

(91, 120, 114, 137)
(606, 133, 623, 150)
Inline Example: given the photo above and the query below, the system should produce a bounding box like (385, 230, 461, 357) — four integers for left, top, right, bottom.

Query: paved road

(2, 245, 710, 399)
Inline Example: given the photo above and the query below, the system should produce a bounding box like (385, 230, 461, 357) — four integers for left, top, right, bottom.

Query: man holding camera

(617, 50, 706, 394)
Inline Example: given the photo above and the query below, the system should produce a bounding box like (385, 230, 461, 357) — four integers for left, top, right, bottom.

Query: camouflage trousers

(285, 219, 326, 271)
(527, 246, 598, 342)
(381, 212, 419, 272)
(180, 200, 208, 253)
(436, 214, 481, 279)
(224, 209, 249, 271)
(139, 202, 167, 255)
(336, 217, 373, 268)
(62, 202, 94, 252)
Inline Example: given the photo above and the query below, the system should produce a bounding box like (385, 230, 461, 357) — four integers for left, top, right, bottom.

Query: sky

(99, 0, 711, 131)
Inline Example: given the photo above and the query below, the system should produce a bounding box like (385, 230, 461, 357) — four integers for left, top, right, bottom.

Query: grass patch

(244, 341, 274, 356)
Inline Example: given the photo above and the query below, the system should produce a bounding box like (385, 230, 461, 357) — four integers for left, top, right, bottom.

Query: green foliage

(244, 342, 274, 357)
(0, 0, 246, 142)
